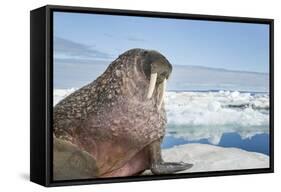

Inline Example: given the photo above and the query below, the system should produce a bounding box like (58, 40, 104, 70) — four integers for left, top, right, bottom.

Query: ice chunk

(230, 91, 240, 98)
(53, 88, 76, 105)
(142, 144, 269, 175)
(207, 101, 221, 112)
(165, 91, 269, 127)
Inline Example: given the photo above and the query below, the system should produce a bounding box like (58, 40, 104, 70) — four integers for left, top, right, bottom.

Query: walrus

(53, 48, 193, 180)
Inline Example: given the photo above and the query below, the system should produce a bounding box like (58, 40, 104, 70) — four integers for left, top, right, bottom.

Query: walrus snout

(143, 50, 172, 82)
(151, 61, 172, 83)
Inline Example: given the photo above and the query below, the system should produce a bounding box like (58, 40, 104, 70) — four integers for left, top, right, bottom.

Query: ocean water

(54, 89, 270, 155)
(162, 133, 269, 155)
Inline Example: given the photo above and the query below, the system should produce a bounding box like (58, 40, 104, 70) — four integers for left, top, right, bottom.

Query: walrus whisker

(147, 73, 157, 99)
(158, 78, 167, 111)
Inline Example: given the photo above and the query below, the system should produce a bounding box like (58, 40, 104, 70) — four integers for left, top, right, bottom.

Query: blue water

(162, 132, 269, 155)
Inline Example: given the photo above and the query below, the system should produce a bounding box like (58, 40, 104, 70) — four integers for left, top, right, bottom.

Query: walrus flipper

(149, 140, 193, 174)
(53, 137, 98, 180)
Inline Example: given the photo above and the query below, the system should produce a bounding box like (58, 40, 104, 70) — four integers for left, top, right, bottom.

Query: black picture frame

(30, 4, 274, 187)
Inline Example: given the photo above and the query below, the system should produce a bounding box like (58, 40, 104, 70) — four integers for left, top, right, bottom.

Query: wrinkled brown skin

(53, 49, 192, 180)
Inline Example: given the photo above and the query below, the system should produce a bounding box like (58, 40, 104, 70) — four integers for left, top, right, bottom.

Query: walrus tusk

(158, 78, 167, 110)
(147, 73, 157, 99)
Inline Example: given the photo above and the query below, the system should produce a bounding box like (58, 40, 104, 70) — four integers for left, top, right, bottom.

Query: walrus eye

(158, 78, 167, 110)
(147, 73, 157, 99)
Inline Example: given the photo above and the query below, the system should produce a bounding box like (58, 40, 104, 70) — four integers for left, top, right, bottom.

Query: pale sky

(53, 11, 270, 91)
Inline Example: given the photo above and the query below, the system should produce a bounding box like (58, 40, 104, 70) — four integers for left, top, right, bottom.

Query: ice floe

(142, 143, 269, 175)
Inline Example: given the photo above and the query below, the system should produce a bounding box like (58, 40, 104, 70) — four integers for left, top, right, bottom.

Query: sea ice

(142, 143, 269, 175)
(165, 91, 269, 144)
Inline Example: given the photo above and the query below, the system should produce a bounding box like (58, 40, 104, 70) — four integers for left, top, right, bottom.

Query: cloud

(103, 33, 114, 38)
(127, 36, 145, 42)
(54, 37, 112, 60)
(103, 32, 145, 42)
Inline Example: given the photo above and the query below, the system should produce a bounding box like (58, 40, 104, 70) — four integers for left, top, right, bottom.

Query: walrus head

(141, 50, 172, 110)
(142, 50, 172, 89)
(108, 49, 172, 111)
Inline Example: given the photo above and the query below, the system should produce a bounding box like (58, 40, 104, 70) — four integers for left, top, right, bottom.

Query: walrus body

(53, 49, 192, 180)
